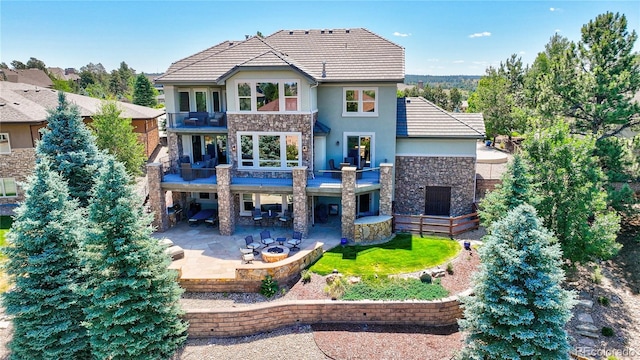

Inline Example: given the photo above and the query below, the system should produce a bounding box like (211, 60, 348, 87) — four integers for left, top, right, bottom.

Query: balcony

(167, 112, 227, 131)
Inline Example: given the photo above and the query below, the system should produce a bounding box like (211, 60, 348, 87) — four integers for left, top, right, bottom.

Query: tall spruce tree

(459, 204, 574, 360)
(2, 160, 89, 359)
(83, 157, 187, 359)
(37, 92, 102, 206)
(478, 154, 536, 230)
(133, 73, 157, 107)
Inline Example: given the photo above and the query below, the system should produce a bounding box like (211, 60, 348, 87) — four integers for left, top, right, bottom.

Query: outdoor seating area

(238, 229, 301, 263)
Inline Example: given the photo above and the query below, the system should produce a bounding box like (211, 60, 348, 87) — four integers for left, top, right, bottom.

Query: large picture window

(236, 80, 299, 112)
(238, 132, 301, 169)
(0, 133, 11, 154)
(343, 88, 378, 116)
(0, 178, 17, 197)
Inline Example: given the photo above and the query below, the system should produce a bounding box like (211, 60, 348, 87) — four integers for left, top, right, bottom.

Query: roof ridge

(414, 97, 483, 136)
(157, 40, 241, 80)
(360, 27, 404, 50)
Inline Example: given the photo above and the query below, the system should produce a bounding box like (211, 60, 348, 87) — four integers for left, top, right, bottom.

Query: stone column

(379, 163, 394, 216)
(216, 164, 235, 235)
(147, 163, 169, 232)
(292, 166, 308, 236)
(341, 166, 357, 240)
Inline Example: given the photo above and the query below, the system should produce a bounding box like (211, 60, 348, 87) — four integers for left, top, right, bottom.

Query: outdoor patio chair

(240, 248, 254, 263)
(260, 230, 275, 246)
(252, 208, 263, 226)
(328, 159, 340, 179)
(287, 231, 302, 251)
(279, 210, 292, 228)
(245, 235, 261, 255)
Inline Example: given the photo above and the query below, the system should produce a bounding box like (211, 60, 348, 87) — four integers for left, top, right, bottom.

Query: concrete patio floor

(153, 218, 342, 280)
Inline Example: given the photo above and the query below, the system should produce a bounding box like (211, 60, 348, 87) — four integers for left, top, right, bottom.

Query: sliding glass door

(344, 133, 373, 169)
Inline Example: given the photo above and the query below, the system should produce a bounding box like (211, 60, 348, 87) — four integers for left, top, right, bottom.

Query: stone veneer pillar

(341, 166, 357, 240)
(379, 163, 394, 216)
(216, 164, 235, 235)
(147, 163, 169, 232)
(292, 166, 308, 236)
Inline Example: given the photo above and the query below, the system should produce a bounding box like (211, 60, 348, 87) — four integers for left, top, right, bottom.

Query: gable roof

(396, 97, 485, 139)
(0, 82, 164, 124)
(156, 28, 404, 84)
(1, 68, 53, 88)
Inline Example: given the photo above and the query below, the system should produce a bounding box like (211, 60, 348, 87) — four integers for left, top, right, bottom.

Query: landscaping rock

(576, 324, 599, 333)
(430, 269, 446, 278)
(0, 321, 9, 329)
(577, 330, 599, 339)
(575, 299, 593, 309)
(577, 337, 596, 347)
(326, 273, 343, 285)
(347, 276, 361, 284)
(165, 245, 184, 260)
(577, 313, 594, 323)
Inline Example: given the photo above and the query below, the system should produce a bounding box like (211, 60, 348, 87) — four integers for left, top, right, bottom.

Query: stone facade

(394, 156, 476, 217)
(0, 148, 36, 205)
(147, 163, 169, 231)
(216, 164, 235, 235)
(226, 113, 314, 178)
(353, 216, 393, 243)
(379, 163, 393, 216)
(341, 166, 357, 240)
(292, 166, 308, 236)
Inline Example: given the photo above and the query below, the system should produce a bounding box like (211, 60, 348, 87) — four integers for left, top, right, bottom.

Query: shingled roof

(396, 97, 485, 138)
(156, 28, 404, 84)
(0, 82, 164, 123)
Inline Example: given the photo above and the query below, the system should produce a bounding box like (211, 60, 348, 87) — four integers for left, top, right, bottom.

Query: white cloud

(550, 7, 562, 12)
(519, 51, 526, 55)
(393, 31, 411, 37)
(453, 60, 465, 64)
(469, 31, 491, 38)
(554, 29, 562, 33)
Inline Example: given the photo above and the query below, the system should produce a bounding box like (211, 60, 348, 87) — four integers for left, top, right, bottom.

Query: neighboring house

(0, 81, 164, 207)
(1, 68, 53, 88)
(48, 67, 81, 82)
(149, 28, 484, 239)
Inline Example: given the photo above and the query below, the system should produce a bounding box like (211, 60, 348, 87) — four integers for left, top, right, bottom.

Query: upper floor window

(0, 133, 10, 154)
(238, 132, 301, 169)
(0, 178, 17, 197)
(178, 89, 221, 113)
(236, 80, 299, 112)
(343, 88, 378, 116)
(179, 91, 190, 112)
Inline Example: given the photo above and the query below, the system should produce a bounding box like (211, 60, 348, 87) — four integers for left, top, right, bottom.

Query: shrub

(420, 272, 432, 284)
(324, 276, 347, 299)
(260, 275, 279, 298)
(342, 277, 449, 301)
(301, 269, 311, 284)
(597, 296, 610, 306)
(592, 266, 603, 284)
(446, 262, 454, 275)
(601, 327, 614, 337)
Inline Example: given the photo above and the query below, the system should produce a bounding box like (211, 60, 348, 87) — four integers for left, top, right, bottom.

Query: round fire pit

(261, 245, 290, 263)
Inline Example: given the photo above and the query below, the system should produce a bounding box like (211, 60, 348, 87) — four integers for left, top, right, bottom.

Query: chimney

(418, 81, 424, 90)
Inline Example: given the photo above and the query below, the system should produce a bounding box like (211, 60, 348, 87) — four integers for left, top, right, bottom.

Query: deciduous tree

(83, 157, 187, 359)
(91, 101, 146, 176)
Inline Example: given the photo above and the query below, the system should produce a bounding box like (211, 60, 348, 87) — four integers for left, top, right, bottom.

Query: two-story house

(148, 28, 483, 240)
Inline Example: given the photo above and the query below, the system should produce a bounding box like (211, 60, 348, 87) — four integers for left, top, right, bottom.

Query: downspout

(309, 81, 319, 178)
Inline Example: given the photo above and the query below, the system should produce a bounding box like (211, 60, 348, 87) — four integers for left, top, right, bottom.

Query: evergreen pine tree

(133, 74, 157, 107)
(37, 92, 102, 206)
(459, 204, 575, 360)
(83, 157, 187, 359)
(478, 154, 536, 230)
(2, 160, 89, 359)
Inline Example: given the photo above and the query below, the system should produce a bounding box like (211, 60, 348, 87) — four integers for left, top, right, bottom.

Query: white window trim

(342, 87, 378, 117)
(239, 193, 289, 216)
(0, 133, 11, 154)
(0, 178, 17, 198)
(343, 132, 375, 167)
(237, 131, 301, 170)
(235, 80, 300, 113)
(193, 88, 211, 113)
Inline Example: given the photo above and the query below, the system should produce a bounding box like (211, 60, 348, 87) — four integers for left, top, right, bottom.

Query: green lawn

(0, 215, 11, 260)
(309, 233, 461, 276)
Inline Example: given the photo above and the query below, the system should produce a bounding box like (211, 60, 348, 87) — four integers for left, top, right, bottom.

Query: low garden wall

(185, 290, 471, 337)
(178, 246, 324, 293)
(353, 215, 393, 244)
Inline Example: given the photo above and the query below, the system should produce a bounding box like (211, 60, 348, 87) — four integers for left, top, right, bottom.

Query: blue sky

(1, 1, 638, 76)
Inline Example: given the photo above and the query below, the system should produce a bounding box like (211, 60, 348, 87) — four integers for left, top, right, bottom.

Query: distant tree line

(404, 74, 480, 91)
(398, 84, 464, 112)
(1, 58, 160, 107)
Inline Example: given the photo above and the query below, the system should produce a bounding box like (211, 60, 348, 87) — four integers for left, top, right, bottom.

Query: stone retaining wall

(185, 292, 469, 337)
(475, 178, 501, 200)
(178, 246, 324, 293)
(353, 216, 393, 243)
(0, 148, 36, 205)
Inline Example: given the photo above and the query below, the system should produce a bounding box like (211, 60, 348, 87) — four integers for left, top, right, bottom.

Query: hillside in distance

(405, 75, 481, 92)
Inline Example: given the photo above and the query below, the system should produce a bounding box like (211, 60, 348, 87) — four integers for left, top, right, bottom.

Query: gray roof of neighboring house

(156, 28, 404, 84)
(0, 82, 164, 124)
(396, 97, 485, 138)
(1, 68, 54, 88)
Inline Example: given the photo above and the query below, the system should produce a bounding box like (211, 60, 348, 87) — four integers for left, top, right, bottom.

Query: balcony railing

(167, 112, 226, 129)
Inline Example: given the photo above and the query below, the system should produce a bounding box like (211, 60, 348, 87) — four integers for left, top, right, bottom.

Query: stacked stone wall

(0, 148, 36, 205)
(395, 156, 475, 216)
